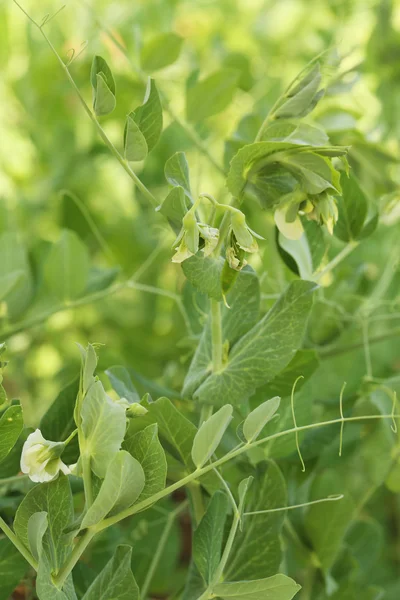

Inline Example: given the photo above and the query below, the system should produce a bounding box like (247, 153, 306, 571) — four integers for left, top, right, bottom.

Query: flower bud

(230, 211, 262, 253)
(20, 429, 71, 483)
(126, 403, 149, 418)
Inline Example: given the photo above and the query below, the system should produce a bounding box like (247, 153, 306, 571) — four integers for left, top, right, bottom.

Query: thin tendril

(244, 494, 344, 516)
(339, 381, 347, 456)
(391, 391, 398, 433)
(40, 5, 66, 28)
(291, 375, 305, 472)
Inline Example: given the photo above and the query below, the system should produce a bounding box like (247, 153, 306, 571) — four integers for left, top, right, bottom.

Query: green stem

(79, 0, 225, 176)
(141, 501, 188, 599)
(210, 300, 223, 373)
(81, 452, 93, 508)
(187, 481, 205, 526)
(13, 1, 158, 209)
(96, 412, 400, 531)
(52, 411, 400, 586)
(54, 528, 96, 587)
(64, 429, 78, 446)
(314, 241, 358, 282)
(0, 516, 38, 570)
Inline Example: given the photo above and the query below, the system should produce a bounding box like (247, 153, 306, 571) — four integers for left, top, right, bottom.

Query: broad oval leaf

(243, 396, 281, 443)
(213, 574, 301, 600)
(0, 232, 33, 318)
(165, 152, 192, 199)
(81, 380, 126, 478)
(186, 69, 239, 123)
(124, 116, 148, 161)
(191, 404, 233, 468)
(81, 545, 139, 600)
(82, 450, 145, 528)
(132, 78, 163, 151)
(123, 423, 167, 502)
(140, 33, 183, 73)
(191, 280, 316, 407)
(0, 404, 23, 463)
(44, 230, 90, 302)
(14, 474, 74, 570)
(156, 186, 189, 233)
(106, 365, 140, 404)
(193, 491, 228, 584)
(90, 55, 116, 117)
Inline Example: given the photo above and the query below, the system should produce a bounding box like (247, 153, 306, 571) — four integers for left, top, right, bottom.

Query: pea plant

(1, 1, 400, 599)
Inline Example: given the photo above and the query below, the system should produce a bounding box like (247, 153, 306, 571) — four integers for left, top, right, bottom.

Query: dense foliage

(1, 1, 400, 599)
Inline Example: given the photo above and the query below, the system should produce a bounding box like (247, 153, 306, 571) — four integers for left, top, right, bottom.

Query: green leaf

(90, 56, 116, 117)
(31, 511, 75, 600)
(0, 404, 23, 463)
(82, 545, 139, 600)
(345, 518, 383, 573)
(226, 461, 286, 580)
(44, 230, 90, 302)
(193, 491, 229, 584)
(40, 379, 79, 463)
(243, 396, 280, 443)
(123, 423, 167, 502)
(191, 280, 316, 407)
(191, 405, 233, 468)
(238, 476, 254, 516)
(14, 474, 74, 570)
(141, 33, 183, 72)
(213, 574, 301, 600)
(182, 254, 224, 301)
(183, 268, 260, 398)
(304, 469, 355, 572)
(27, 511, 48, 562)
(132, 78, 163, 151)
(106, 366, 140, 404)
(125, 396, 197, 468)
(0, 538, 28, 600)
(334, 175, 369, 242)
(82, 451, 144, 528)
(260, 349, 319, 398)
(0, 232, 33, 318)
(81, 380, 127, 478)
(124, 115, 148, 161)
(157, 186, 189, 232)
(165, 152, 192, 199)
(274, 63, 322, 119)
(186, 69, 238, 123)
(0, 270, 24, 301)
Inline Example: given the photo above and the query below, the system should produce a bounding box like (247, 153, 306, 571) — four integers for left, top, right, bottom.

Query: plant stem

(81, 453, 93, 508)
(79, 0, 226, 176)
(96, 412, 400, 531)
(53, 411, 400, 585)
(54, 528, 96, 587)
(0, 516, 38, 570)
(13, 1, 158, 209)
(187, 481, 205, 526)
(314, 241, 359, 282)
(141, 501, 188, 599)
(210, 300, 223, 373)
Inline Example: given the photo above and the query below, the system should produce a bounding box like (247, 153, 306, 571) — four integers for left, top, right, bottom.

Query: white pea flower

(20, 429, 71, 483)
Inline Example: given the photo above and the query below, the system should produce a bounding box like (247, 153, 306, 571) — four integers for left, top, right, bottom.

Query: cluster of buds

(274, 188, 339, 240)
(172, 209, 219, 263)
(171, 200, 263, 272)
(225, 210, 263, 270)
